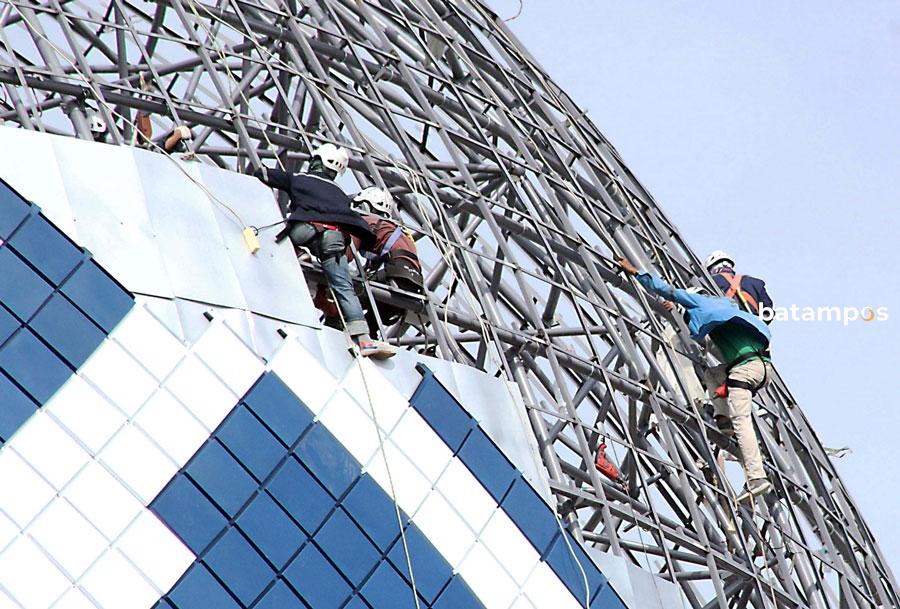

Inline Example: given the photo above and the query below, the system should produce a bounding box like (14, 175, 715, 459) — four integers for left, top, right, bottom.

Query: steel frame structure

(0, 1, 896, 608)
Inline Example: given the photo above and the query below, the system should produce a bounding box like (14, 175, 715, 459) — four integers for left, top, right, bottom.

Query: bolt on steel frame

(0, 1, 896, 607)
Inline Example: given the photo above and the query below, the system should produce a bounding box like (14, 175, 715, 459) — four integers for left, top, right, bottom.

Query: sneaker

(358, 340, 397, 360)
(737, 478, 773, 503)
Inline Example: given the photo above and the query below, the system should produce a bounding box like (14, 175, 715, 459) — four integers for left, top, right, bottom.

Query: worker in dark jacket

(254, 144, 396, 359)
(619, 256, 773, 502)
(705, 250, 773, 322)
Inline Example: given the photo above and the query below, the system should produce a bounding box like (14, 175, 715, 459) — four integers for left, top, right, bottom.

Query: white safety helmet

(311, 143, 350, 176)
(704, 250, 734, 271)
(352, 187, 393, 216)
(686, 286, 710, 296)
(89, 114, 107, 135)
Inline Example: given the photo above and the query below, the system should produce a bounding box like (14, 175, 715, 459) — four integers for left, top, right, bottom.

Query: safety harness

(718, 271, 759, 315)
(720, 351, 771, 394)
(364, 220, 420, 272)
(364, 225, 405, 265)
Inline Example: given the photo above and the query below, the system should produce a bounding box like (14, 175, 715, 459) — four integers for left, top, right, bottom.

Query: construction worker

(705, 251, 773, 321)
(254, 144, 396, 359)
(618, 256, 773, 502)
(314, 187, 424, 334)
(134, 111, 193, 154)
(88, 113, 109, 143)
(350, 187, 423, 327)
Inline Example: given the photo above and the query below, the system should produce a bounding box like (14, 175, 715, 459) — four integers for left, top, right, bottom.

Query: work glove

(253, 166, 269, 183)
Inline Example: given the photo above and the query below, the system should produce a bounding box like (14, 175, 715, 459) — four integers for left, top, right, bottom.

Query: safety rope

(8, 4, 250, 232)
(327, 284, 423, 609)
(377, 145, 598, 607)
(182, 0, 285, 172)
(397, 10, 599, 602)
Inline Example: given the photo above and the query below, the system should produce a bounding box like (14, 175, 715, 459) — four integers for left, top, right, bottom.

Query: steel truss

(0, 1, 896, 607)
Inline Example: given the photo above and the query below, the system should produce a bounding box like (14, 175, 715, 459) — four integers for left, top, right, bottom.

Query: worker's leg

(316, 230, 369, 338)
(701, 363, 740, 467)
(702, 364, 730, 432)
(726, 359, 767, 482)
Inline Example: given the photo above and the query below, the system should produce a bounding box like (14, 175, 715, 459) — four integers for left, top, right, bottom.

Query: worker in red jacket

(315, 187, 423, 334)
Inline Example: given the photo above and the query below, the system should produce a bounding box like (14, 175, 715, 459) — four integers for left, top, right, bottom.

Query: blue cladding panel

(343, 475, 403, 552)
(203, 528, 274, 606)
(313, 508, 379, 586)
(60, 259, 133, 333)
(284, 544, 351, 609)
(360, 561, 418, 609)
(409, 365, 474, 452)
(501, 478, 559, 556)
(0, 328, 71, 404)
(432, 577, 487, 609)
(387, 523, 452, 604)
(294, 424, 360, 499)
(0, 246, 54, 320)
(7, 214, 81, 285)
(155, 371, 483, 609)
(185, 441, 257, 517)
(409, 365, 619, 609)
(237, 491, 305, 570)
(267, 457, 333, 535)
(591, 583, 628, 609)
(242, 373, 312, 446)
(217, 406, 286, 481)
(152, 474, 228, 555)
(255, 580, 308, 609)
(0, 197, 132, 445)
(545, 532, 608, 601)
(458, 427, 519, 503)
(0, 180, 29, 239)
(0, 305, 19, 345)
(168, 564, 240, 609)
(0, 373, 37, 442)
(344, 596, 373, 609)
(30, 293, 105, 367)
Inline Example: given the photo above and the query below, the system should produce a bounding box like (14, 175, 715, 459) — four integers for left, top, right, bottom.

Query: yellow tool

(242, 227, 261, 254)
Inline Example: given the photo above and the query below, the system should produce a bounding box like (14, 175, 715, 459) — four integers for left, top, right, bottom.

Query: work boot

(358, 340, 397, 360)
(737, 478, 773, 503)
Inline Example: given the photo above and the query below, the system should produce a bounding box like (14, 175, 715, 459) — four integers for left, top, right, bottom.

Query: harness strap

(725, 379, 758, 392)
(719, 271, 759, 314)
(365, 226, 414, 270)
(726, 358, 770, 394)
(727, 350, 771, 371)
(381, 226, 405, 257)
(311, 221, 342, 232)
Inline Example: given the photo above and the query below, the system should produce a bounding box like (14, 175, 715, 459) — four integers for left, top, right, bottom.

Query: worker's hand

(663, 300, 675, 312)
(174, 125, 192, 140)
(617, 256, 639, 276)
(253, 166, 268, 182)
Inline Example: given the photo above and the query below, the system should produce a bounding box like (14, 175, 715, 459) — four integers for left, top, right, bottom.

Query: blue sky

(502, 0, 900, 572)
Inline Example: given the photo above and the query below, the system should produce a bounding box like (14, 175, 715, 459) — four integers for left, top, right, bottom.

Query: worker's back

(712, 267, 772, 318)
(255, 168, 375, 249)
(364, 215, 420, 270)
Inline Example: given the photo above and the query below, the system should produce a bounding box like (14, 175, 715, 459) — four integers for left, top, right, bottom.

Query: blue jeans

(288, 222, 369, 337)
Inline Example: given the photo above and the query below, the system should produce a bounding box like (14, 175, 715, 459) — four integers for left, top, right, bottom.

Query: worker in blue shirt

(619, 257, 773, 502)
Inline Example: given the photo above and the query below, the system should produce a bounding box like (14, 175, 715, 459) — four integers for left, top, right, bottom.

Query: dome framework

(0, 1, 896, 608)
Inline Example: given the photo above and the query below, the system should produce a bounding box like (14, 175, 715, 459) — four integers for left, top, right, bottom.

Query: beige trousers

(703, 359, 771, 481)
